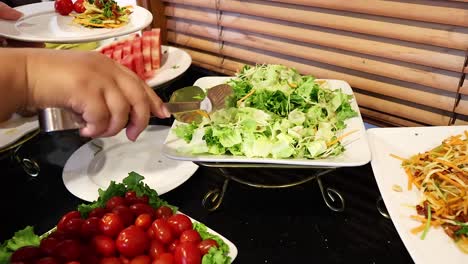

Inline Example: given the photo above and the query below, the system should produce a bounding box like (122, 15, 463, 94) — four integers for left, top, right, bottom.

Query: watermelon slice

(121, 54, 135, 72)
(150, 28, 161, 69)
(131, 38, 142, 54)
(142, 31, 153, 73)
(133, 52, 146, 80)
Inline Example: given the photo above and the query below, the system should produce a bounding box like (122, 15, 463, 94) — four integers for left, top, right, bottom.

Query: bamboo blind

(140, 0, 468, 127)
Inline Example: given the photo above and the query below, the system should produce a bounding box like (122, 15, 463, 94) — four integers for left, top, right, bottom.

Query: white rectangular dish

(367, 126, 468, 264)
(163, 76, 371, 167)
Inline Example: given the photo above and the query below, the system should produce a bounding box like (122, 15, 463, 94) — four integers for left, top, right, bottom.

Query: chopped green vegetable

(174, 64, 357, 159)
(420, 205, 431, 240)
(0, 226, 41, 263)
(456, 225, 468, 236)
(193, 222, 231, 264)
(78, 171, 176, 217)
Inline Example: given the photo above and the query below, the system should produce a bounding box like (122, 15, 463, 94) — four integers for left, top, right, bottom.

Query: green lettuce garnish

(193, 222, 231, 264)
(0, 226, 41, 263)
(78, 171, 177, 217)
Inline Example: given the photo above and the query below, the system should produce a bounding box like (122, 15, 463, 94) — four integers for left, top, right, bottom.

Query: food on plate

(172, 64, 358, 159)
(54, 0, 132, 28)
(392, 132, 468, 253)
(99, 29, 162, 81)
(54, 0, 74, 16)
(72, 0, 132, 28)
(0, 172, 232, 264)
(45, 41, 99, 50)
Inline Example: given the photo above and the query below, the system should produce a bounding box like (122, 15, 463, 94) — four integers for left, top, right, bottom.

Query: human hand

(0, 2, 44, 48)
(24, 48, 171, 141)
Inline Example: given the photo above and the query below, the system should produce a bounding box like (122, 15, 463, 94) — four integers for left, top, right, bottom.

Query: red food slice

(112, 47, 123, 63)
(122, 40, 132, 58)
(150, 28, 162, 69)
(133, 52, 146, 80)
(131, 38, 142, 55)
(142, 31, 153, 73)
(103, 50, 113, 58)
(121, 54, 135, 72)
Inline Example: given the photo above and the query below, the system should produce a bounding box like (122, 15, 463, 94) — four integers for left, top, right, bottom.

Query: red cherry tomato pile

(55, 0, 86, 16)
(10, 191, 219, 264)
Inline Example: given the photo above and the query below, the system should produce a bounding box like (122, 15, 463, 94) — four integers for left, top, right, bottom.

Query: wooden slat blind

(142, 0, 468, 127)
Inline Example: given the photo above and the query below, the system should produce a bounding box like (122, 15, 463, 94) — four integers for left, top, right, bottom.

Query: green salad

(174, 64, 358, 159)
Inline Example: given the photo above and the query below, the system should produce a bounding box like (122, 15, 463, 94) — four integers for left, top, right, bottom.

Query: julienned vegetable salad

(0, 172, 231, 264)
(174, 64, 358, 159)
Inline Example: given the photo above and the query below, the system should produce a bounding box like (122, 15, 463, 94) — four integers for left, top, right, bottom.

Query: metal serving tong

(38, 84, 233, 133)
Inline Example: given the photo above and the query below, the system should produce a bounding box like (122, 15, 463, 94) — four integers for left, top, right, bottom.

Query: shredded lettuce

(174, 64, 357, 159)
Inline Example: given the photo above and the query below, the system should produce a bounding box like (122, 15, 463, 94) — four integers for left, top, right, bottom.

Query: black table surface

(0, 66, 414, 264)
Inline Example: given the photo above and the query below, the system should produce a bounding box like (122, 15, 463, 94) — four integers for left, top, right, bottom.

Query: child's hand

(25, 49, 170, 141)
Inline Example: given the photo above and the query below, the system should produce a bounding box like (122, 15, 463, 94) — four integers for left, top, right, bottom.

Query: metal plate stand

(196, 162, 345, 212)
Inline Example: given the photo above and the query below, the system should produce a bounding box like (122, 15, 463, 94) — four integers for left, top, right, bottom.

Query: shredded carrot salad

(392, 131, 468, 253)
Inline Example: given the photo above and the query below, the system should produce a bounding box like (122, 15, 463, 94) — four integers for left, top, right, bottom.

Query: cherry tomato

(101, 257, 121, 264)
(57, 211, 81, 232)
(147, 227, 155, 240)
(92, 235, 116, 257)
(174, 242, 201, 264)
(106, 196, 127, 210)
(61, 218, 84, 236)
(53, 239, 81, 262)
(180, 230, 201, 244)
(100, 213, 124, 237)
(36, 257, 60, 264)
(167, 240, 179, 253)
(66, 262, 81, 264)
(129, 203, 154, 217)
(79, 246, 100, 264)
(125, 191, 149, 205)
(89, 207, 109, 219)
(112, 205, 135, 227)
(10, 246, 42, 263)
(135, 214, 152, 230)
(148, 240, 165, 260)
(151, 219, 173, 244)
(81, 217, 101, 238)
(153, 253, 174, 264)
(116, 225, 149, 258)
(73, 0, 86, 13)
(155, 206, 173, 220)
(167, 214, 192, 236)
(197, 239, 218, 255)
(130, 255, 151, 264)
(120, 256, 131, 264)
(54, 0, 74, 15)
(40, 237, 60, 255)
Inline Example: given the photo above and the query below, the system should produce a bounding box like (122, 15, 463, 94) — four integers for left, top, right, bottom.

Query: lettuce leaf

(193, 222, 231, 264)
(78, 172, 176, 217)
(0, 226, 41, 263)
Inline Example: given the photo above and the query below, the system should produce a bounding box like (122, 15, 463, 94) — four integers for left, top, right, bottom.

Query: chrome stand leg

(12, 144, 40, 177)
(376, 196, 391, 219)
(317, 175, 345, 212)
(202, 169, 230, 212)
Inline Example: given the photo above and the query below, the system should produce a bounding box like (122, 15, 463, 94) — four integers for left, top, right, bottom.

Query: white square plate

(367, 126, 468, 264)
(163, 77, 371, 167)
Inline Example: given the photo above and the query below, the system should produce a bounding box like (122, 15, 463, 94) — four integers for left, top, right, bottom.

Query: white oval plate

(147, 46, 192, 88)
(0, 114, 38, 150)
(63, 125, 198, 202)
(0, 2, 152, 43)
(163, 77, 371, 167)
(98, 37, 192, 88)
(367, 126, 468, 264)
